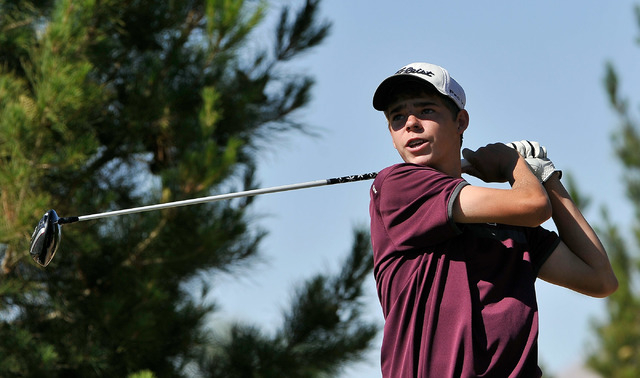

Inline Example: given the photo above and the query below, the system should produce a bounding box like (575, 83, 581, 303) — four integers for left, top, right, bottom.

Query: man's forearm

(543, 172, 618, 293)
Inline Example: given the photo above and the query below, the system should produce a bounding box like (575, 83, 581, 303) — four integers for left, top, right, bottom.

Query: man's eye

(391, 114, 405, 122)
(420, 108, 434, 115)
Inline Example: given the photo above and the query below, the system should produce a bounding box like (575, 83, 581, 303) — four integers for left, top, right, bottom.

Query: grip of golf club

(326, 172, 378, 185)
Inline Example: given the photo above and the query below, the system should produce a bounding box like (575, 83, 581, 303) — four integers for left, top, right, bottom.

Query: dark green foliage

(197, 229, 377, 378)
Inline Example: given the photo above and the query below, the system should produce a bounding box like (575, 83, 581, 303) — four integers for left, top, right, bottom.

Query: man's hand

(506, 140, 561, 183)
(461, 143, 520, 183)
(455, 142, 552, 227)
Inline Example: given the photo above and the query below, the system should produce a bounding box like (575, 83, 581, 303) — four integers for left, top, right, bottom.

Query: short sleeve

(526, 226, 561, 275)
(371, 164, 468, 252)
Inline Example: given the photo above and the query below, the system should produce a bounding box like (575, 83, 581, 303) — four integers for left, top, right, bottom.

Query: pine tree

(0, 1, 377, 376)
(195, 229, 376, 378)
(586, 4, 640, 377)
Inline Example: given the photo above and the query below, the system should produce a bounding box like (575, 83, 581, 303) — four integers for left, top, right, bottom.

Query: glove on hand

(506, 140, 562, 183)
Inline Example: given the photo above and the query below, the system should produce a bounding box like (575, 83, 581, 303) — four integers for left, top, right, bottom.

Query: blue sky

(212, 1, 640, 376)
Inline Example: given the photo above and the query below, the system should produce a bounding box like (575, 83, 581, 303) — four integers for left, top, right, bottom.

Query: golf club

(28, 172, 379, 267)
(28, 159, 471, 268)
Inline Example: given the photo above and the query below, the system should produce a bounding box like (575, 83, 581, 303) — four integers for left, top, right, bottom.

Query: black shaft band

(326, 172, 377, 185)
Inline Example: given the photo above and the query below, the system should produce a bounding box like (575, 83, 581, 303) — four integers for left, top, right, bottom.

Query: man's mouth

(407, 139, 426, 148)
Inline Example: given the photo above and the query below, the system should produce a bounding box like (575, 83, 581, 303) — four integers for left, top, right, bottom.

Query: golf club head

(29, 209, 61, 267)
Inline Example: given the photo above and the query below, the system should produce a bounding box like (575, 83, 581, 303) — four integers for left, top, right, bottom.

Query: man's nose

(406, 115, 421, 131)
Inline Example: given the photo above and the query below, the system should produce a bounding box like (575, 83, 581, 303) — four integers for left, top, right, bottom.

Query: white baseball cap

(372, 62, 466, 111)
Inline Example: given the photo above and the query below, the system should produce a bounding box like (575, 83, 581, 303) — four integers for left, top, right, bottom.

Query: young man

(369, 62, 618, 377)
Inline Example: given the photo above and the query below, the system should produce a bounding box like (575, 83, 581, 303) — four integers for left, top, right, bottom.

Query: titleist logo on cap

(395, 67, 435, 77)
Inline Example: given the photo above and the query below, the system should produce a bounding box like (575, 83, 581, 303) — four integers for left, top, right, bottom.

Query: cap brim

(372, 75, 435, 111)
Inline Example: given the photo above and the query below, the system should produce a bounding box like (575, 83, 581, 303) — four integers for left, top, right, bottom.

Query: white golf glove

(506, 140, 561, 183)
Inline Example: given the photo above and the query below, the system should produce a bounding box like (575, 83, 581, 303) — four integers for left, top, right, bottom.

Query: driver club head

(29, 209, 61, 267)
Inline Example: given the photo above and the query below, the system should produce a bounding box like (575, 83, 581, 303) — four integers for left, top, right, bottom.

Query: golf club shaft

(58, 172, 378, 224)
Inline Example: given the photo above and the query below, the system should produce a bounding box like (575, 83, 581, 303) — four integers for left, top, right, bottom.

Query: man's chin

(403, 155, 432, 166)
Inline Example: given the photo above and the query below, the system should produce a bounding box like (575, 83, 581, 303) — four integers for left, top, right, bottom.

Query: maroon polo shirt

(369, 163, 559, 378)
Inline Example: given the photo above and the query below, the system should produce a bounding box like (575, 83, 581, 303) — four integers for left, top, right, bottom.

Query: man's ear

(456, 109, 469, 134)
